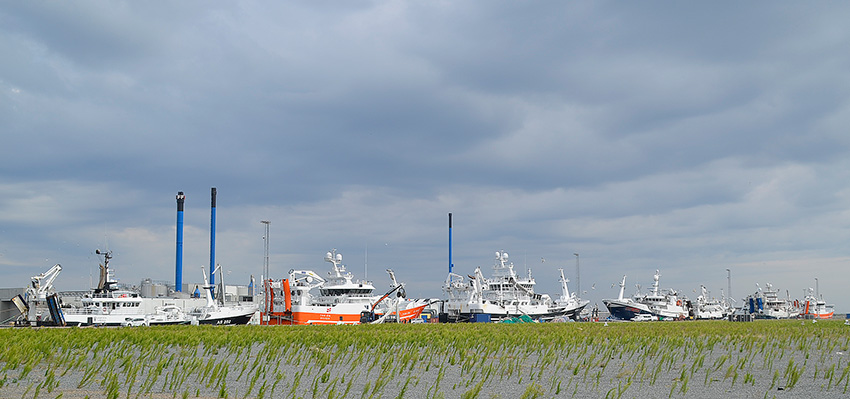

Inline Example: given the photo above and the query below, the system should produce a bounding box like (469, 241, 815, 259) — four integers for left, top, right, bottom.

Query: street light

(726, 268, 731, 308)
(261, 220, 270, 284)
(260, 220, 270, 325)
(574, 253, 580, 297)
(815, 277, 819, 299)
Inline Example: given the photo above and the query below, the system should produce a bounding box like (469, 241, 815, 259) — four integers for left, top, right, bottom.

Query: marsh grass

(1, 320, 848, 398)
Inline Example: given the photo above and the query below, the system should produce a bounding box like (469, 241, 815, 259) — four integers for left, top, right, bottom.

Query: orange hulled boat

(262, 249, 427, 325)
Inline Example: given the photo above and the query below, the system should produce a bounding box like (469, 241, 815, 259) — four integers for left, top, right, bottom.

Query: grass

(0, 320, 848, 397)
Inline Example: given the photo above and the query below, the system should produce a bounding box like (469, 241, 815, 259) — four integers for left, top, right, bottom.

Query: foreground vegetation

(2, 320, 849, 398)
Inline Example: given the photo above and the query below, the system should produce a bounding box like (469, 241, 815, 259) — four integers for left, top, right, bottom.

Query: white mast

(617, 275, 627, 301)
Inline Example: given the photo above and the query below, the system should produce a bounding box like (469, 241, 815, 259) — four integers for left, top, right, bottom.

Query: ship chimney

(175, 191, 185, 292)
(210, 187, 217, 289)
(448, 213, 453, 274)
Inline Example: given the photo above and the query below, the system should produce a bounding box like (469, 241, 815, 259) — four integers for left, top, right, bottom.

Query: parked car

(121, 317, 149, 327)
(632, 314, 658, 322)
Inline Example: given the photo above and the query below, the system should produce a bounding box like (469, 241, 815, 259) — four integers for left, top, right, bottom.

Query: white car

(632, 314, 658, 322)
(121, 317, 149, 327)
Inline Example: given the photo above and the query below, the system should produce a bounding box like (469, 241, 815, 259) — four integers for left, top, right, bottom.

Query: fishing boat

(442, 250, 588, 322)
(261, 249, 427, 325)
(61, 251, 196, 327)
(693, 285, 727, 320)
(602, 275, 652, 321)
(603, 270, 689, 321)
(638, 270, 689, 320)
(554, 268, 591, 318)
(62, 250, 193, 326)
(187, 265, 257, 325)
(744, 283, 800, 319)
(801, 289, 834, 319)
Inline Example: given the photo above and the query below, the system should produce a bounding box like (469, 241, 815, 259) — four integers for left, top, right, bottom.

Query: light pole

(261, 220, 270, 325)
(726, 268, 731, 308)
(574, 253, 580, 297)
(261, 221, 270, 284)
(815, 277, 819, 299)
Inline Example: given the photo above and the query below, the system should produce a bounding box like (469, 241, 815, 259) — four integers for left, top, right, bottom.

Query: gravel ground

(2, 322, 849, 398)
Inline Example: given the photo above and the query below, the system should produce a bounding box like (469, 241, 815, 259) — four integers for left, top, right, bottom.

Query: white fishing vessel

(639, 270, 689, 320)
(62, 250, 193, 326)
(442, 250, 588, 322)
(603, 270, 689, 321)
(262, 249, 427, 325)
(745, 283, 800, 319)
(188, 265, 257, 325)
(694, 285, 727, 320)
(554, 268, 591, 318)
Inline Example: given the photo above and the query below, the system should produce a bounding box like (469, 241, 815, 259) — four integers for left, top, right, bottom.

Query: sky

(2, 2, 850, 313)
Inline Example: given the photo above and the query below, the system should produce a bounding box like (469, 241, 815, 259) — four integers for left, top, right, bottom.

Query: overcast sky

(2, 2, 849, 313)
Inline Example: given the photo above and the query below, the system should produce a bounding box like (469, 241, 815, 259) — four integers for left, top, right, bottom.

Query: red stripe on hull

(262, 303, 428, 325)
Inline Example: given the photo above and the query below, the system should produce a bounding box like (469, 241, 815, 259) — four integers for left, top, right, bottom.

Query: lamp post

(261, 220, 270, 284)
(726, 268, 731, 308)
(261, 220, 270, 325)
(574, 253, 580, 296)
(815, 277, 819, 299)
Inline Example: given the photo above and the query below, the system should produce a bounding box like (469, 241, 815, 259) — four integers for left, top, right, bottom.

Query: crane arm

(31, 264, 62, 295)
(370, 283, 405, 312)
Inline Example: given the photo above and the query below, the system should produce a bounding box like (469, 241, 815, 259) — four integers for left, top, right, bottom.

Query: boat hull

(196, 312, 254, 325)
(603, 299, 651, 321)
(263, 302, 428, 325)
(150, 320, 191, 325)
(447, 301, 588, 322)
(64, 314, 135, 327)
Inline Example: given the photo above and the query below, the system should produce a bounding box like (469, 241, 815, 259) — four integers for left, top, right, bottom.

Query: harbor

(1, 192, 842, 328)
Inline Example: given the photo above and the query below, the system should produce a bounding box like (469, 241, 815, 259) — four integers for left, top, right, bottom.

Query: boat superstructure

(262, 249, 427, 325)
(442, 250, 588, 322)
